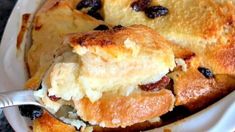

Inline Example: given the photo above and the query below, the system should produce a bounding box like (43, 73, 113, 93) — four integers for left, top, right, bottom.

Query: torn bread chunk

(36, 25, 176, 128)
(64, 25, 175, 102)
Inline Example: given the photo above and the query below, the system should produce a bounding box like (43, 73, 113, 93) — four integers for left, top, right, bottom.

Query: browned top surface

(74, 89, 174, 128)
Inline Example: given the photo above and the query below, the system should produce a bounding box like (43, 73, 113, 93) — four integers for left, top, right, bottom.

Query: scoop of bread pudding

(36, 25, 175, 128)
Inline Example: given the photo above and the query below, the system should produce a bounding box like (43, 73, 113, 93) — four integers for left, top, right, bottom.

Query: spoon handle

(0, 90, 40, 108)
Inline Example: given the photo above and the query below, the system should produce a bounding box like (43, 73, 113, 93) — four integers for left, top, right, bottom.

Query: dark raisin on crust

(76, 0, 103, 20)
(76, 0, 101, 10)
(131, 0, 151, 12)
(113, 25, 124, 30)
(19, 105, 43, 120)
(198, 67, 214, 79)
(139, 76, 171, 91)
(76, 0, 89, 10)
(87, 8, 104, 20)
(145, 6, 169, 19)
(94, 24, 109, 30)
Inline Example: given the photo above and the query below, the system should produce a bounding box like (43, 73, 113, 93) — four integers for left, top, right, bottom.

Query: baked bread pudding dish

(18, 0, 235, 131)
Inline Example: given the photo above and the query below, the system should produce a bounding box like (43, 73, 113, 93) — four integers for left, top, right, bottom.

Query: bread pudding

(21, 0, 235, 131)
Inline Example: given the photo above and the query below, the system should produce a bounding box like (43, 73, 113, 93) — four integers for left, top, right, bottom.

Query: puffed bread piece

(61, 25, 175, 102)
(42, 25, 176, 128)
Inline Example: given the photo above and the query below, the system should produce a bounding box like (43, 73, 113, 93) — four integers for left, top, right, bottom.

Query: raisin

(113, 25, 123, 30)
(76, 0, 101, 10)
(76, 0, 91, 10)
(19, 105, 43, 120)
(94, 24, 109, 30)
(145, 6, 168, 19)
(48, 95, 61, 101)
(198, 67, 214, 79)
(76, 0, 103, 20)
(87, 8, 104, 20)
(131, 0, 151, 12)
(139, 76, 170, 91)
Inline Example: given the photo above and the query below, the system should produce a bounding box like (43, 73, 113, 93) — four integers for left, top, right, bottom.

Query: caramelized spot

(76, 33, 113, 47)
(34, 16, 43, 31)
(35, 24, 42, 31)
(17, 14, 31, 49)
(70, 27, 128, 47)
(183, 53, 196, 65)
(35, 25, 42, 30)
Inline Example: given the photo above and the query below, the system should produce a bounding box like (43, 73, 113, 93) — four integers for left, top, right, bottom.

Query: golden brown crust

(33, 112, 76, 132)
(169, 56, 235, 111)
(102, 0, 234, 53)
(67, 25, 175, 68)
(202, 41, 235, 76)
(169, 2, 235, 109)
(74, 89, 175, 128)
(185, 74, 235, 110)
(68, 25, 168, 48)
(101, 0, 235, 112)
(17, 14, 31, 50)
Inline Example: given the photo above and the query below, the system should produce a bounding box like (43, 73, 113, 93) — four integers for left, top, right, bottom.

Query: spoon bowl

(0, 90, 74, 125)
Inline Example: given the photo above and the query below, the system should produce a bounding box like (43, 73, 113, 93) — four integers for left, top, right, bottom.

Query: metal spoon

(0, 90, 76, 125)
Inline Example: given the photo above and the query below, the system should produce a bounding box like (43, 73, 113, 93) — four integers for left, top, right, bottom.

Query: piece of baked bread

(63, 25, 175, 102)
(36, 25, 175, 129)
(26, 0, 104, 89)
